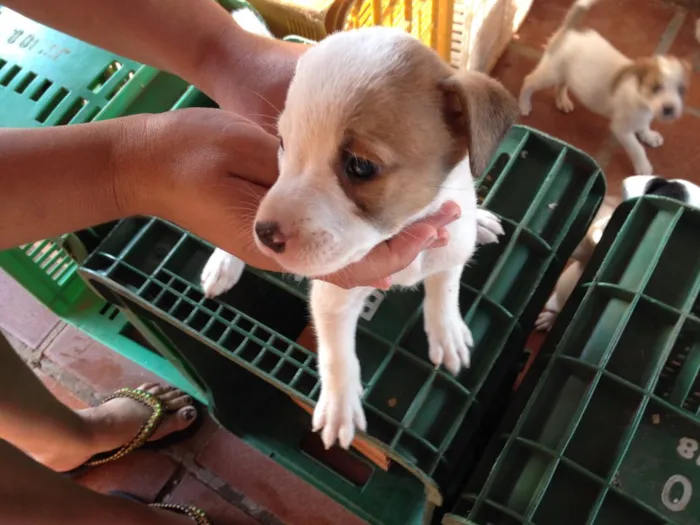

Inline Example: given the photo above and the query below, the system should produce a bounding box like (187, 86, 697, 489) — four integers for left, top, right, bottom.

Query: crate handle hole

(299, 431, 373, 487)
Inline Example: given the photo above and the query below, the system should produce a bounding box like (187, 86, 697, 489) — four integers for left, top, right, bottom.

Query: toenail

(183, 408, 196, 421)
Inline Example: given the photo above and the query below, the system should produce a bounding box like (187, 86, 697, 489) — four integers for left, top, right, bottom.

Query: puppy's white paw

(426, 316, 473, 375)
(556, 97, 574, 114)
(201, 249, 246, 298)
(638, 129, 664, 148)
(313, 379, 366, 450)
(476, 209, 505, 245)
(535, 309, 558, 332)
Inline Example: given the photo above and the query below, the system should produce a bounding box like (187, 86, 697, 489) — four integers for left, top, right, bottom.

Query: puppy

(519, 0, 690, 175)
(536, 175, 700, 331)
(202, 25, 518, 449)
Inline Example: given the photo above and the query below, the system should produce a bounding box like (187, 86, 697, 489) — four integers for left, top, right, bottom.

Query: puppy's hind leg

(555, 84, 575, 113)
(519, 57, 559, 116)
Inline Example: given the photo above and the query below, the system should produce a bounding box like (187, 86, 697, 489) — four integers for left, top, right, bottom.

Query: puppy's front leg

(612, 123, 653, 175)
(423, 266, 473, 375)
(310, 281, 371, 449)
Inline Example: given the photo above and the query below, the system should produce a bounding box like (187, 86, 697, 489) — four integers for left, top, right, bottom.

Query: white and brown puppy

(202, 23, 518, 449)
(536, 175, 700, 332)
(519, 0, 691, 175)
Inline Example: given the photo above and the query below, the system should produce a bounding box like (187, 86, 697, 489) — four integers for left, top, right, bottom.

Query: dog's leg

(555, 84, 575, 113)
(637, 126, 664, 148)
(612, 122, 653, 175)
(423, 266, 473, 375)
(201, 248, 246, 298)
(476, 209, 505, 245)
(310, 281, 371, 450)
(519, 57, 558, 116)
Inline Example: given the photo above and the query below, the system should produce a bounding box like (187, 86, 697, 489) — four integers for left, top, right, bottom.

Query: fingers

(323, 202, 461, 289)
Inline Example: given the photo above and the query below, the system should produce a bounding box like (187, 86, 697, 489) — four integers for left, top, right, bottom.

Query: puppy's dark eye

(679, 85, 687, 97)
(279, 137, 284, 150)
(651, 83, 663, 94)
(343, 151, 379, 181)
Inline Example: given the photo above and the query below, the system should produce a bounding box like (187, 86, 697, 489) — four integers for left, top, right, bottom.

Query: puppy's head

(613, 55, 691, 121)
(253, 27, 517, 277)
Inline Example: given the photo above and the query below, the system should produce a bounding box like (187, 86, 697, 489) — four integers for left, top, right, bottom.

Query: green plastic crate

(77, 125, 605, 524)
(445, 196, 700, 525)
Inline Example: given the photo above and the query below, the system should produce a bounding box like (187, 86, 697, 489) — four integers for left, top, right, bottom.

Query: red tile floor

(1, 1, 699, 523)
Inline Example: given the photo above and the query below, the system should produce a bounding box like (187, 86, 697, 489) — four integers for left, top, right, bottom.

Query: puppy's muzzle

(255, 221, 287, 253)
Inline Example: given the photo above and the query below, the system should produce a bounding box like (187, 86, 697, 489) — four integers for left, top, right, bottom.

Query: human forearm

(2, 0, 258, 102)
(0, 119, 147, 249)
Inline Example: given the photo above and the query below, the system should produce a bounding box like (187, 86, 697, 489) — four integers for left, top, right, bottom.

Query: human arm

(0, 110, 458, 288)
(2, 0, 303, 128)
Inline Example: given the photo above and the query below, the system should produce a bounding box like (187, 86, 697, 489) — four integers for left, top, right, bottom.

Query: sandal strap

(150, 503, 212, 525)
(84, 388, 166, 467)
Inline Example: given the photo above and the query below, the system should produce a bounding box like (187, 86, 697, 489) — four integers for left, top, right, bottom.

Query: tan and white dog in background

(202, 12, 518, 448)
(519, 0, 690, 175)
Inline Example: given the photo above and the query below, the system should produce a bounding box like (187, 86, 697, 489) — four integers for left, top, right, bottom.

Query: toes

(138, 382, 158, 392)
(164, 394, 193, 411)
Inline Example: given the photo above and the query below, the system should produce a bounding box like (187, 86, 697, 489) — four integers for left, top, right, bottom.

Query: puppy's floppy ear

(438, 70, 518, 178)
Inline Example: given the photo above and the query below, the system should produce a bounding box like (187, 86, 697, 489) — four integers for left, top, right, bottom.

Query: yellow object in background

(249, 0, 534, 72)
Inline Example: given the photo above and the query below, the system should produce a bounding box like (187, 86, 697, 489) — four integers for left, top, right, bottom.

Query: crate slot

(356, 331, 394, 386)
(652, 321, 700, 413)
(477, 152, 510, 204)
(485, 229, 550, 315)
(563, 377, 642, 478)
(596, 492, 666, 525)
(88, 60, 122, 93)
(29, 78, 52, 101)
(532, 463, 602, 525)
(300, 432, 373, 487)
(527, 152, 601, 246)
(35, 87, 69, 123)
(121, 221, 182, 275)
(106, 70, 135, 100)
(557, 290, 632, 366)
(366, 351, 431, 423)
(605, 298, 678, 388)
(486, 134, 560, 223)
(409, 376, 467, 447)
(643, 210, 700, 308)
(599, 201, 678, 294)
(486, 441, 554, 515)
(56, 97, 87, 125)
(13, 70, 36, 94)
(462, 219, 515, 291)
(0, 64, 21, 86)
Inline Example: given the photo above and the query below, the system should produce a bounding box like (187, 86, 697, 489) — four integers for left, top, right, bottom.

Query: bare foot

(39, 383, 197, 472)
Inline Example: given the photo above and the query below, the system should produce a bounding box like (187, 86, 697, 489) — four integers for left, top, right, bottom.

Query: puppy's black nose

(662, 104, 675, 118)
(255, 221, 286, 253)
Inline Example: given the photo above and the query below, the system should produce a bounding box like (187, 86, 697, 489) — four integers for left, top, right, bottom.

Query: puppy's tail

(547, 0, 598, 52)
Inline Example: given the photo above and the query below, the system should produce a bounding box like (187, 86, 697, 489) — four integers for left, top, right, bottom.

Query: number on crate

(661, 437, 699, 513)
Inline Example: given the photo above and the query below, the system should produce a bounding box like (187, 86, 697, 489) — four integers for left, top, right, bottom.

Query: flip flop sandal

(109, 490, 212, 525)
(64, 387, 202, 478)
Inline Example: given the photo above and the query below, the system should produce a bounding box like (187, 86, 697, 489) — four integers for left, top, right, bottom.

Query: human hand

(120, 108, 458, 287)
(318, 202, 460, 290)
